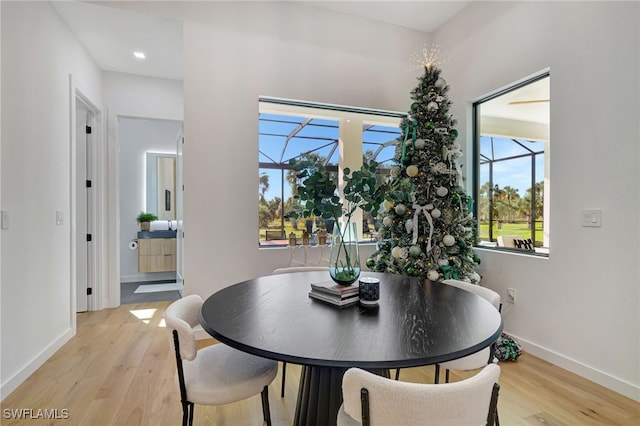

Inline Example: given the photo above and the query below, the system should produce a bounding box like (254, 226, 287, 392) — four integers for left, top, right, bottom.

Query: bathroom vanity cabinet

(137, 233, 177, 272)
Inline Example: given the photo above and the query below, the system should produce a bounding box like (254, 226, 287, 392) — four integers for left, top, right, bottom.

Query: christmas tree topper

(410, 43, 449, 69)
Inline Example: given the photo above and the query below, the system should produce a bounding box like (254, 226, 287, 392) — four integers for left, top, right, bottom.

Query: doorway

(117, 117, 183, 304)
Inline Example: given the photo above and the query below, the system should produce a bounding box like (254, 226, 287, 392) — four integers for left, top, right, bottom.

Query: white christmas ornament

(405, 219, 414, 233)
(414, 139, 425, 150)
(469, 272, 481, 283)
(431, 209, 441, 218)
(435, 77, 447, 89)
(392, 246, 408, 259)
(436, 186, 449, 197)
(443, 235, 456, 246)
(409, 245, 422, 258)
(406, 165, 419, 177)
(395, 204, 407, 216)
(427, 270, 440, 281)
(383, 200, 395, 212)
(383, 216, 393, 227)
(427, 101, 439, 111)
(438, 259, 449, 266)
(433, 162, 448, 174)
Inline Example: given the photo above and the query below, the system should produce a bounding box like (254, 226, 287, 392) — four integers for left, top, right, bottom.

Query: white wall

(118, 117, 182, 282)
(434, 1, 639, 400)
(101, 71, 183, 305)
(0, 1, 102, 398)
(178, 2, 429, 297)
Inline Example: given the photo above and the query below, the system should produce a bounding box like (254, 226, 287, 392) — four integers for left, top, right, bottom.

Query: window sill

(474, 244, 549, 258)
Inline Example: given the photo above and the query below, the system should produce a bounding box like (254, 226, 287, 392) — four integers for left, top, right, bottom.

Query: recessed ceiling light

(133, 51, 146, 60)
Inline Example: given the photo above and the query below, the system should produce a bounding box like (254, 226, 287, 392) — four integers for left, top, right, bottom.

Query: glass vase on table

(329, 222, 360, 285)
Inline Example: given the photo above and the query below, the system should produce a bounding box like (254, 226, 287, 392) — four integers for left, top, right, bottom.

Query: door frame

(70, 75, 103, 319)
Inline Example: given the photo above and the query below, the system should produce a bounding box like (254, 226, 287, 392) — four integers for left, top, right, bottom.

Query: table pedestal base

(294, 365, 389, 426)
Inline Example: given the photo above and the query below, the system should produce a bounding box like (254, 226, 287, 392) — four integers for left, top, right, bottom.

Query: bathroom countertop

(137, 230, 177, 239)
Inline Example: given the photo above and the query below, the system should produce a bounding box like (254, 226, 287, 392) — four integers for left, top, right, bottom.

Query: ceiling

(52, 1, 471, 81)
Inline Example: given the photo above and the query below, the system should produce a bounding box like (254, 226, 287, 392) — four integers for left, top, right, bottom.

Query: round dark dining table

(199, 270, 503, 426)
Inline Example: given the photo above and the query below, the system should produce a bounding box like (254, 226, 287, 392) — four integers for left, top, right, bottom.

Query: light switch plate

(582, 209, 601, 227)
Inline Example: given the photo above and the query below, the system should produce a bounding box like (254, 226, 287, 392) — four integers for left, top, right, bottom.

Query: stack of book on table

(309, 281, 359, 307)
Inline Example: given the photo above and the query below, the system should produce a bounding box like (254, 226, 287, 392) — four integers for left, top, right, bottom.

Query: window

(473, 73, 550, 254)
(258, 98, 403, 246)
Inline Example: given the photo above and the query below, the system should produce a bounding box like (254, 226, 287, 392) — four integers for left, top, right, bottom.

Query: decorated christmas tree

(366, 53, 481, 283)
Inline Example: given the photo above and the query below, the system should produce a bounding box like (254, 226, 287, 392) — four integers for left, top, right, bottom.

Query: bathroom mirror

(146, 152, 176, 220)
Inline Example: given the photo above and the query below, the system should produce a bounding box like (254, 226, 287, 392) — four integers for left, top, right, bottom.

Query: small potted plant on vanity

(136, 212, 158, 232)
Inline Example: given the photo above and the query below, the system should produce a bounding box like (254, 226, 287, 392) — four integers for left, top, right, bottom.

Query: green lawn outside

(478, 221, 544, 246)
(259, 218, 320, 241)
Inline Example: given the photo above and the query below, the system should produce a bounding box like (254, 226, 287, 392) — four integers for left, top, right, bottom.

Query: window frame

(472, 72, 550, 256)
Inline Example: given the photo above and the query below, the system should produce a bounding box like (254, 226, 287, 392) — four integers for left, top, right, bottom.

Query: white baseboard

(1, 327, 75, 400)
(511, 333, 640, 402)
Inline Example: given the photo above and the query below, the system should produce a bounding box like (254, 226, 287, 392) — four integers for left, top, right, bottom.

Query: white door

(76, 106, 93, 312)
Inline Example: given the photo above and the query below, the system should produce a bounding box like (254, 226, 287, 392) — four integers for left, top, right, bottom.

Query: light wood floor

(2, 301, 638, 425)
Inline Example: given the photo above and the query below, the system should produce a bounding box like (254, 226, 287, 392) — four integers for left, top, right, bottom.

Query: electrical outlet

(507, 288, 516, 304)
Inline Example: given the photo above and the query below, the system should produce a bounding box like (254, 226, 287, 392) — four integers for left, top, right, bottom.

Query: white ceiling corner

(298, 1, 472, 33)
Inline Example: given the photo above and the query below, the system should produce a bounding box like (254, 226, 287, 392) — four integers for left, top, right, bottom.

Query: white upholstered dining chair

(435, 279, 502, 384)
(271, 265, 329, 397)
(394, 279, 502, 383)
(164, 295, 278, 426)
(338, 364, 501, 426)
